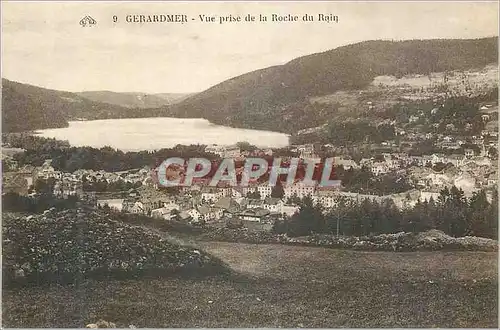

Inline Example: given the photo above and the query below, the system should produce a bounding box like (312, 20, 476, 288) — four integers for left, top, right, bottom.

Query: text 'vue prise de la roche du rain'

(116, 13, 339, 24)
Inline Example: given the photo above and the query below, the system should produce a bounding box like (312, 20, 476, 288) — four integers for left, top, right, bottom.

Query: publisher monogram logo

(80, 16, 97, 27)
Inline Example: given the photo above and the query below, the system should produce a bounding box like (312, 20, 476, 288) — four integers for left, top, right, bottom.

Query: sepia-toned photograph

(1, 1, 498, 328)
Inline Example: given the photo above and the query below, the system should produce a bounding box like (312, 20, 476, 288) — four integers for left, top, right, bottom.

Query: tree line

(291, 121, 396, 146)
(274, 186, 498, 239)
(6, 134, 219, 172)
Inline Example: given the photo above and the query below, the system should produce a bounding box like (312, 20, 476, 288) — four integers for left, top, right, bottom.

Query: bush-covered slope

(1, 79, 141, 132)
(168, 37, 498, 132)
(2, 79, 70, 132)
(2, 208, 228, 285)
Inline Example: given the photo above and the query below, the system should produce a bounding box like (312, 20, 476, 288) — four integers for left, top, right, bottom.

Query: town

(2, 7, 499, 325)
(3, 98, 498, 234)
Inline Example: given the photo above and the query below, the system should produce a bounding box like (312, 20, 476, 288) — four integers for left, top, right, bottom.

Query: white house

(204, 144, 226, 157)
(231, 187, 244, 199)
(280, 204, 300, 217)
(454, 172, 478, 197)
(283, 181, 315, 200)
(238, 208, 270, 222)
(163, 201, 181, 213)
(201, 187, 224, 204)
(197, 205, 222, 222)
(97, 199, 124, 211)
(313, 190, 338, 208)
(37, 160, 62, 180)
(464, 149, 475, 159)
(443, 154, 466, 167)
(295, 144, 315, 156)
(187, 208, 202, 222)
(130, 201, 145, 214)
(420, 191, 440, 202)
(262, 197, 283, 213)
(245, 198, 264, 209)
(409, 115, 420, 123)
(371, 163, 389, 176)
(223, 145, 241, 158)
(333, 157, 360, 170)
(151, 207, 173, 220)
(257, 183, 273, 200)
(241, 184, 258, 196)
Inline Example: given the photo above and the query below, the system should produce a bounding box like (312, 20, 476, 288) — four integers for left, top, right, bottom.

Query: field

(2, 242, 498, 328)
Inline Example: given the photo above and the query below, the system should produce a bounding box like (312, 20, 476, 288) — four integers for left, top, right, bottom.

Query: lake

(36, 117, 290, 151)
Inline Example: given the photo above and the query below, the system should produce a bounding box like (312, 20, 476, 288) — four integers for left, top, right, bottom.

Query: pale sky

(1, 1, 498, 94)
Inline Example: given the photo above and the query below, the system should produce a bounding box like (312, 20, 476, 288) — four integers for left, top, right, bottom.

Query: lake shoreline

(35, 117, 290, 152)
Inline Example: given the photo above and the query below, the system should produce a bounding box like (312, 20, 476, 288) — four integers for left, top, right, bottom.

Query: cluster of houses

(2, 99, 498, 232)
(285, 147, 495, 178)
(103, 184, 301, 226)
(1, 158, 153, 199)
(3, 132, 497, 200)
(95, 168, 496, 232)
(204, 144, 274, 159)
(95, 164, 496, 231)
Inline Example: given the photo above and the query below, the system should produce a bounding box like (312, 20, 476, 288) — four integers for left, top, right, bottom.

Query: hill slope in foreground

(168, 37, 498, 132)
(3, 240, 497, 327)
(2, 208, 498, 328)
(2, 208, 228, 284)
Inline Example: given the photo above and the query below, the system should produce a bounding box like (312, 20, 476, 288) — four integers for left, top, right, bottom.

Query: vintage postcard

(1, 1, 498, 328)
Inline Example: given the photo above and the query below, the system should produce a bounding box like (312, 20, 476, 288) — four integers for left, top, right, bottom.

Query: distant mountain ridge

(1, 79, 137, 132)
(166, 37, 498, 132)
(77, 91, 193, 109)
(1, 79, 190, 132)
(2, 37, 498, 133)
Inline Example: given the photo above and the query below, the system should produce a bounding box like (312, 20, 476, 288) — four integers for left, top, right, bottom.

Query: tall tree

(271, 182, 285, 199)
(467, 190, 490, 237)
